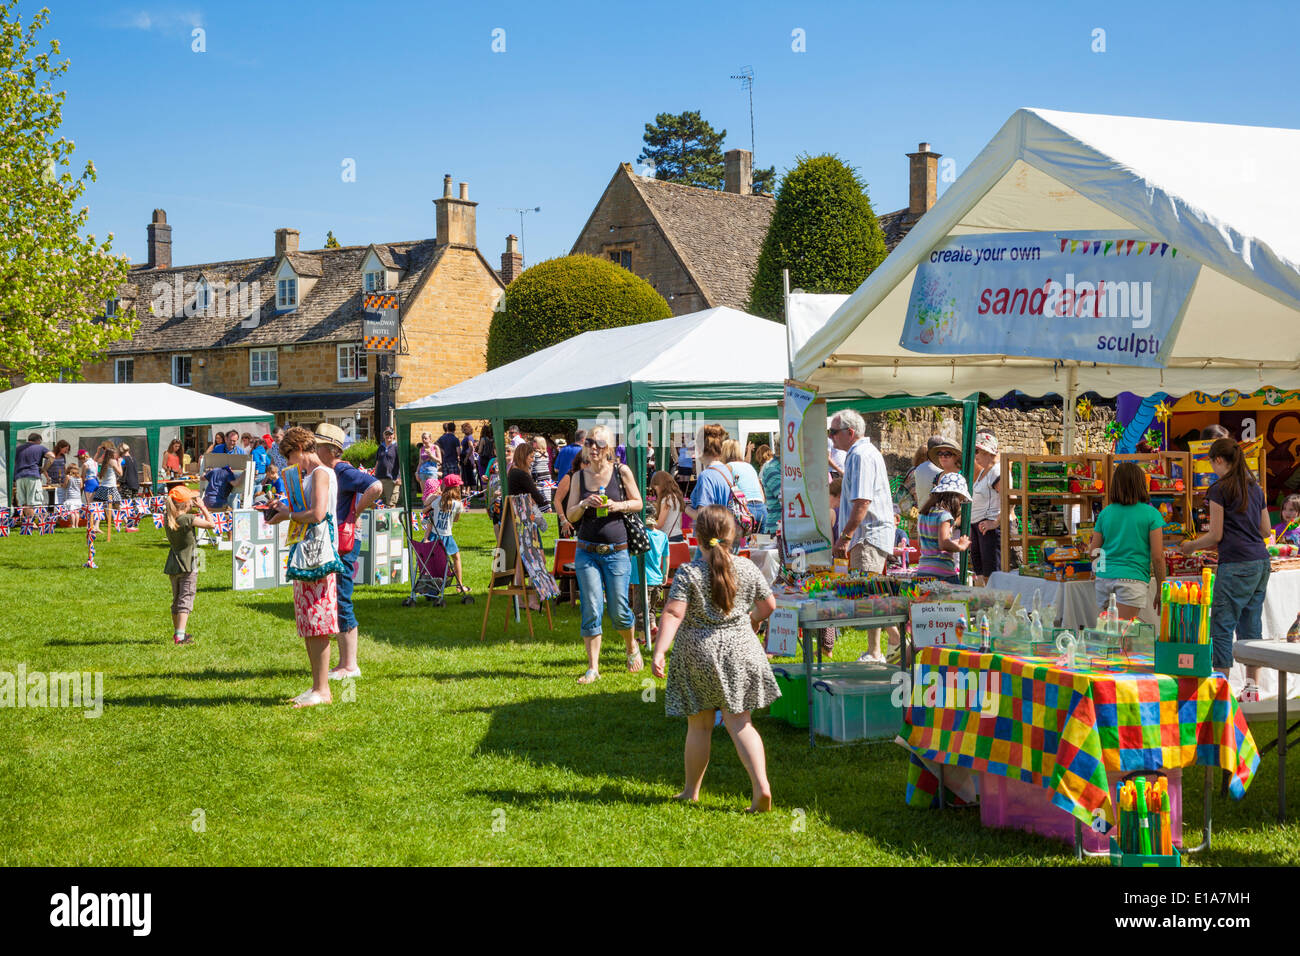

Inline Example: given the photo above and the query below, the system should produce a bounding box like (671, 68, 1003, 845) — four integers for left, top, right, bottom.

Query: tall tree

(324, 230, 341, 248)
(638, 111, 726, 189)
(0, 3, 133, 388)
(748, 154, 887, 321)
(752, 165, 776, 195)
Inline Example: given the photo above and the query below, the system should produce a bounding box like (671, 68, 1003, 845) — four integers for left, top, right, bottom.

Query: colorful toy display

(1159, 570, 1213, 645)
(1117, 775, 1174, 858)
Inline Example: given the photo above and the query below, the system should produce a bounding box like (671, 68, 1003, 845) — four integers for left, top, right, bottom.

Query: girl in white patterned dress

(651, 505, 779, 812)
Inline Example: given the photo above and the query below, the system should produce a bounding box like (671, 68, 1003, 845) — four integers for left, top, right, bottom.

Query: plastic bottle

(979, 613, 991, 653)
(596, 484, 608, 517)
(1030, 610, 1044, 651)
(1105, 592, 1119, 633)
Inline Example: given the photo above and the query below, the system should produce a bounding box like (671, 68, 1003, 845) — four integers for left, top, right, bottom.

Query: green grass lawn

(2, 513, 1298, 866)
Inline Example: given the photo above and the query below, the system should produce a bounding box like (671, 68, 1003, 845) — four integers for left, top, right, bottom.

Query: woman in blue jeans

(564, 424, 644, 684)
(1180, 438, 1272, 674)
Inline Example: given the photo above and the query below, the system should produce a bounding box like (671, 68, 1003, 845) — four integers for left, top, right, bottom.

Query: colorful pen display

(1159, 571, 1213, 644)
(1118, 776, 1173, 857)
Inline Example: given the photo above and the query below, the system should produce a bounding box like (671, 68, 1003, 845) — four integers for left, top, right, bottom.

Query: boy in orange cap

(164, 485, 217, 645)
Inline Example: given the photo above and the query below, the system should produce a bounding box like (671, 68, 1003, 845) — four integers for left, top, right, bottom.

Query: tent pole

(1063, 366, 1078, 454)
(959, 394, 978, 583)
(628, 385, 651, 652)
(783, 269, 793, 380)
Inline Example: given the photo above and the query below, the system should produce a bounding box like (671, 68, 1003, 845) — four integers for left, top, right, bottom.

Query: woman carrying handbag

(270, 426, 348, 708)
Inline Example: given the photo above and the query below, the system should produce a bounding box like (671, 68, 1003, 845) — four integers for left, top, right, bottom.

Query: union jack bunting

(153, 514, 166, 529)
(212, 512, 232, 535)
(0, 508, 11, 529)
(19, 516, 34, 535)
(0, 524, 8, 536)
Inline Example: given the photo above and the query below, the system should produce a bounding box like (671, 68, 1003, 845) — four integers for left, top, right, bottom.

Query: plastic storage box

(979, 769, 1183, 853)
(769, 662, 895, 728)
(811, 676, 903, 742)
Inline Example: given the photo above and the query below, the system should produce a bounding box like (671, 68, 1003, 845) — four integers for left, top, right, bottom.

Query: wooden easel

(480, 495, 555, 640)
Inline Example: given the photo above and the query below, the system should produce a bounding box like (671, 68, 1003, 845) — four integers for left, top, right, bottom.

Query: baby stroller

(403, 520, 473, 607)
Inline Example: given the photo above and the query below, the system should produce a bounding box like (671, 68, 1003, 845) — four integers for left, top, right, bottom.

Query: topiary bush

(748, 154, 888, 320)
(343, 439, 377, 468)
(486, 254, 672, 370)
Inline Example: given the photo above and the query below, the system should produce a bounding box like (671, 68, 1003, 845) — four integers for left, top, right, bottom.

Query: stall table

(901, 647, 1259, 855)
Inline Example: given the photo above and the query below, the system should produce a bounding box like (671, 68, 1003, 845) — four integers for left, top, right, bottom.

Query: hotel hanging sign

(899, 231, 1200, 368)
(363, 291, 400, 352)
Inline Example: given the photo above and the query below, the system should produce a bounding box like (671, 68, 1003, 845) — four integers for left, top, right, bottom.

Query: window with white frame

(276, 277, 297, 310)
(114, 358, 134, 383)
(250, 347, 278, 385)
(105, 298, 118, 318)
(196, 280, 211, 312)
(364, 269, 385, 293)
(172, 354, 192, 386)
(337, 343, 367, 382)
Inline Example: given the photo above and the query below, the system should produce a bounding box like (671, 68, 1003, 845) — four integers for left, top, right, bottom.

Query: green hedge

(343, 439, 377, 468)
(486, 254, 672, 370)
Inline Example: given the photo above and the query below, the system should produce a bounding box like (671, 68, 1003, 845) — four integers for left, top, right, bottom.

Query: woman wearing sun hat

(970, 430, 1007, 585)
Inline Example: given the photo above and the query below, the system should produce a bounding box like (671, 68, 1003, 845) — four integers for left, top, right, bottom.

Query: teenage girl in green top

(1087, 462, 1167, 620)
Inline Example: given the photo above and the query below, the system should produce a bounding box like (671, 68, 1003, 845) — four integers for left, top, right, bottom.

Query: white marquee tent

(1, 383, 271, 507)
(794, 108, 1300, 400)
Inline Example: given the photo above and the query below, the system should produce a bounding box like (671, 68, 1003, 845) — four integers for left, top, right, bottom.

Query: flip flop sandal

(577, 668, 600, 684)
(289, 690, 331, 708)
(627, 650, 644, 673)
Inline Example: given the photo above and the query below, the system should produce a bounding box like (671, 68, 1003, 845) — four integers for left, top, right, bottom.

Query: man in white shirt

(829, 409, 898, 661)
(827, 436, 846, 480)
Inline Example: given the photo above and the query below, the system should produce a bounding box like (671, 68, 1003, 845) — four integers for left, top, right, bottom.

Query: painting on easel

(480, 495, 556, 639)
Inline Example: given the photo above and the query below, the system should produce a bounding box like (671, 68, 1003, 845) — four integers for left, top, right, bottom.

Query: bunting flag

(0, 508, 11, 529)
(19, 516, 34, 535)
(212, 512, 232, 536)
(0, 524, 7, 537)
(39, 512, 57, 535)
(1103, 240, 1114, 256)
(111, 510, 124, 531)
(153, 514, 166, 529)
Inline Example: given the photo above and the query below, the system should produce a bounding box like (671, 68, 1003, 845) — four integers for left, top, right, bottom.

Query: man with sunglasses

(828, 410, 898, 661)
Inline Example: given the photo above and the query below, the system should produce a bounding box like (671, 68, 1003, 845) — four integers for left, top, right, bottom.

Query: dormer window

(196, 280, 211, 312)
(277, 277, 298, 310)
(364, 269, 385, 293)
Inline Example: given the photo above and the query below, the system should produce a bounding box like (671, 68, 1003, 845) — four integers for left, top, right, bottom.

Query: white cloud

(115, 9, 204, 34)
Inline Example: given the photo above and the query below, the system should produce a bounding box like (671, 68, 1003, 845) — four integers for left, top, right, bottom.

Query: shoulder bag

(709, 462, 757, 536)
(613, 465, 651, 555)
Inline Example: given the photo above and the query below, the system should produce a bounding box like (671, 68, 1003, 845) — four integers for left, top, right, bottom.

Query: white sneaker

(857, 652, 887, 664)
(328, 666, 361, 680)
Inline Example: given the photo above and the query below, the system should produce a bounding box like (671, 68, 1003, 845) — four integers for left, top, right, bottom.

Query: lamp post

(372, 355, 403, 437)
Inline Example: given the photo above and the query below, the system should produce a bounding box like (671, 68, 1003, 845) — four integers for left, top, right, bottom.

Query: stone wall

(862, 404, 1117, 474)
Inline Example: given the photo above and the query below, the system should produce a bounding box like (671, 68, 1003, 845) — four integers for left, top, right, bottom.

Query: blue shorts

(336, 543, 360, 633)
(437, 533, 459, 556)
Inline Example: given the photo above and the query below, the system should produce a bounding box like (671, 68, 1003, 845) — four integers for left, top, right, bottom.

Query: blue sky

(37, 0, 1300, 269)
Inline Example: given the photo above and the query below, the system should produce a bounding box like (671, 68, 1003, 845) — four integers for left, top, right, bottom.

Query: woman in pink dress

(272, 426, 342, 708)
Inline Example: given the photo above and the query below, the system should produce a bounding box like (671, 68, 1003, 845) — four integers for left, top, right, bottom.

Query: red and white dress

(292, 465, 340, 639)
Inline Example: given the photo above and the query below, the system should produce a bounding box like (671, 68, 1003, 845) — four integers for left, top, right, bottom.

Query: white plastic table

(1230, 639, 1300, 821)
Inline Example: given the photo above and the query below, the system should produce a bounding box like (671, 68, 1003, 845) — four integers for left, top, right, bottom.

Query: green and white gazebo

(0, 382, 272, 506)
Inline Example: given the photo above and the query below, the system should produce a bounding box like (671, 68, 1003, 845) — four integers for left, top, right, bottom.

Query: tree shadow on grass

(110, 693, 286, 707)
(127, 668, 305, 681)
(47, 638, 159, 646)
(467, 784, 684, 809)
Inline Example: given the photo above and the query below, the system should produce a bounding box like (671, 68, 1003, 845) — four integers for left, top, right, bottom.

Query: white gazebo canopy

(0, 382, 273, 428)
(400, 306, 789, 422)
(795, 108, 1300, 398)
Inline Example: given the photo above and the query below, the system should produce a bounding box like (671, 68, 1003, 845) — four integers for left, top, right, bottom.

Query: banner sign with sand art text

(900, 231, 1200, 368)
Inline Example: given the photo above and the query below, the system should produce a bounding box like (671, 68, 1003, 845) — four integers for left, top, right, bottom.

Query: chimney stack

(275, 227, 300, 258)
(724, 149, 752, 195)
(906, 142, 941, 219)
(500, 234, 523, 284)
(434, 174, 478, 248)
(146, 208, 171, 269)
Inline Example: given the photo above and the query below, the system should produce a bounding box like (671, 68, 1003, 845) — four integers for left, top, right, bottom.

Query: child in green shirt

(1088, 462, 1166, 620)
(164, 485, 216, 645)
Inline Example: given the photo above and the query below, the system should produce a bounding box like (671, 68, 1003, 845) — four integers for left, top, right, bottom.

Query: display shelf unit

(1000, 453, 1108, 572)
(1107, 452, 1193, 545)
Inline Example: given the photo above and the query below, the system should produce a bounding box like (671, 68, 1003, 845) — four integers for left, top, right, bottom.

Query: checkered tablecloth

(901, 647, 1259, 829)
